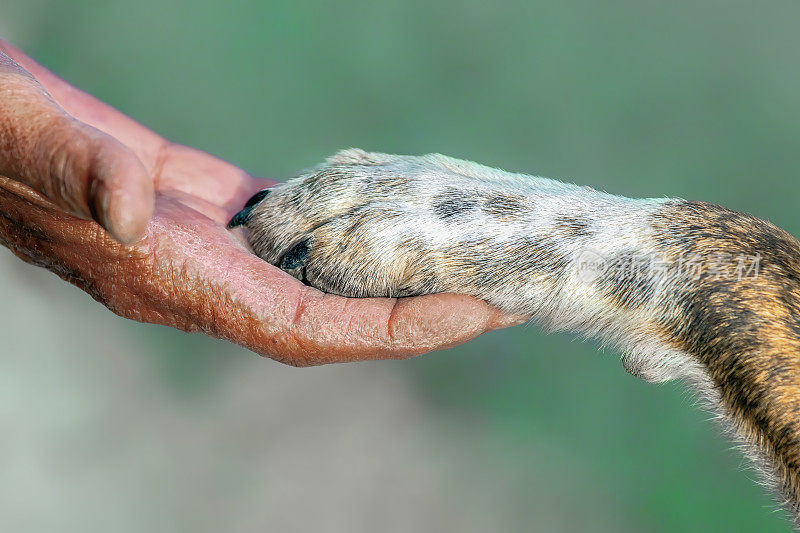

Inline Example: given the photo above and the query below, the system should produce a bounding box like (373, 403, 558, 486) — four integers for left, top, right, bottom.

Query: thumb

(0, 62, 154, 244)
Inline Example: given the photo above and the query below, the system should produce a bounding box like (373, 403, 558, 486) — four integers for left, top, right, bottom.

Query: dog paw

(229, 148, 548, 302)
(229, 149, 452, 297)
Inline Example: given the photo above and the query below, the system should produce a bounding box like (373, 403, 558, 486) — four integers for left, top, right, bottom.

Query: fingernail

(91, 184, 146, 245)
(89, 180, 111, 228)
(491, 312, 531, 329)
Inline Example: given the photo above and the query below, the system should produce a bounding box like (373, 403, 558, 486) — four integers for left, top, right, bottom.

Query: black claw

(227, 189, 272, 228)
(227, 206, 254, 228)
(280, 239, 310, 270)
(244, 188, 271, 208)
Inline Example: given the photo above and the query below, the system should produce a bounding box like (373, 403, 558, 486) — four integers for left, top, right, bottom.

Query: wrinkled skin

(0, 41, 524, 365)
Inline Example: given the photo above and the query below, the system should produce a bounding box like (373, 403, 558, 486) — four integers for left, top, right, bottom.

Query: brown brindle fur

(235, 149, 800, 526)
(652, 200, 800, 513)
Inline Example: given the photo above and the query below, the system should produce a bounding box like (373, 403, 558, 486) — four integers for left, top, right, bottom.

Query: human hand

(0, 41, 525, 365)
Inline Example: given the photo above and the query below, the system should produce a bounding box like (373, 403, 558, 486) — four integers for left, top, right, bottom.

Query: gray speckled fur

(233, 148, 800, 528)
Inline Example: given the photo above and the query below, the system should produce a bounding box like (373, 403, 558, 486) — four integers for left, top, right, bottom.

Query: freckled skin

(236, 149, 800, 527)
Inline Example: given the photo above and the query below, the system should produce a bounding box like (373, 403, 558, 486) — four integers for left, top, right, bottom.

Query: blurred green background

(2, 1, 799, 531)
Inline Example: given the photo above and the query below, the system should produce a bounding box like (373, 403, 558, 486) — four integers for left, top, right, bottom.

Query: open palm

(0, 41, 521, 365)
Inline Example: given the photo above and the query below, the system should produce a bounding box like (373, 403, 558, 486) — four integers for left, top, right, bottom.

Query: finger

(157, 176, 278, 227)
(0, 63, 154, 243)
(0, 39, 166, 172)
(273, 290, 529, 366)
(0, 186, 526, 364)
(147, 199, 527, 365)
(153, 143, 273, 210)
(0, 40, 263, 205)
